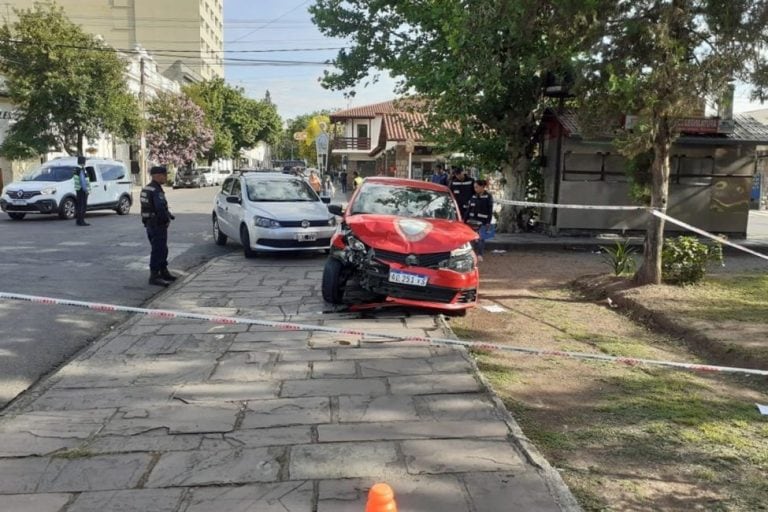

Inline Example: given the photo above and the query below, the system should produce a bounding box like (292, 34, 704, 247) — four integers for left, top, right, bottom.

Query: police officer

(449, 167, 475, 220)
(140, 166, 176, 287)
(465, 179, 493, 262)
(72, 156, 90, 226)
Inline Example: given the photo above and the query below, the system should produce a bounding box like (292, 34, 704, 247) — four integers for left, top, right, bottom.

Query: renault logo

(16, 190, 24, 199)
(301, 220, 310, 228)
(405, 254, 419, 266)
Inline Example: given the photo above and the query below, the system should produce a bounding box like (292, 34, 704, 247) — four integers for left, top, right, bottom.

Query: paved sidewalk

(0, 254, 578, 512)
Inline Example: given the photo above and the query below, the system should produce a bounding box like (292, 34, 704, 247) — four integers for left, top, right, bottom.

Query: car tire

(7, 212, 26, 220)
(240, 224, 256, 258)
(115, 195, 131, 215)
(212, 215, 227, 246)
(322, 257, 348, 304)
(58, 197, 76, 220)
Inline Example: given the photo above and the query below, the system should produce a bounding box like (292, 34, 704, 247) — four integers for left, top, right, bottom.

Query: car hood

(249, 201, 331, 221)
(345, 214, 478, 253)
(3, 181, 59, 193)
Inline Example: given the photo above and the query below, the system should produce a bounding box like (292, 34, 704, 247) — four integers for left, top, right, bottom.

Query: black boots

(160, 268, 178, 281)
(149, 271, 171, 287)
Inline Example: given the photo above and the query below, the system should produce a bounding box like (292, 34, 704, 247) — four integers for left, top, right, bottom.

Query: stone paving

(0, 254, 579, 512)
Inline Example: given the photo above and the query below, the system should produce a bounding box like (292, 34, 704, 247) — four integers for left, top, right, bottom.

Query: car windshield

(350, 184, 458, 220)
(246, 179, 318, 202)
(22, 165, 76, 182)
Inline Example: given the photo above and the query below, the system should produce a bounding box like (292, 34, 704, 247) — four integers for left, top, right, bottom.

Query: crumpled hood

(249, 201, 332, 221)
(345, 214, 478, 253)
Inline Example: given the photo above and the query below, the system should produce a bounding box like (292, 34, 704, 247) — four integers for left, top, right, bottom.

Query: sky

(223, 1, 768, 120)
(224, 0, 399, 121)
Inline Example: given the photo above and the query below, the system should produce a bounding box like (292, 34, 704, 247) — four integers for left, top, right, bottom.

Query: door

(215, 177, 236, 236)
(99, 163, 130, 205)
(85, 166, 109, 206)
(227, 179, 245, 235)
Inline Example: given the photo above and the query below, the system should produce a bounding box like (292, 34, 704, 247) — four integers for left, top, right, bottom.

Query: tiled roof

(330, 100, 401, 119)
(383, 112, 428, 142)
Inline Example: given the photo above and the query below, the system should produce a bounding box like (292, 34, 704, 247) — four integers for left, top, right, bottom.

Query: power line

(228, 0, 313, 43)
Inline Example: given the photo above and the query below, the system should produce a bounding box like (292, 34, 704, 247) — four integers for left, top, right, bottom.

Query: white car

(0, 157, 132, 221)
(212, 172, 337, 257)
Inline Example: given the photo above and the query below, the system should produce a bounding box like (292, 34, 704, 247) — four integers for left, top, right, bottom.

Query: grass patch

(673, 274, 768, 323)
(53, 447, 94, 459)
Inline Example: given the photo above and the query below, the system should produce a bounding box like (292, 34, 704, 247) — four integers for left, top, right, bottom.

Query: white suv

(0, 157, 133, 220)
(212, 172, 337, 257)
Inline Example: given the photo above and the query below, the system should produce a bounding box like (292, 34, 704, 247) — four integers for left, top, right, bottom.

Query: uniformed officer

(72, 156, 91, 226)
(465, 179, 494, 262)
(140, 166, 177, 287)
(449, 167, 475, 221)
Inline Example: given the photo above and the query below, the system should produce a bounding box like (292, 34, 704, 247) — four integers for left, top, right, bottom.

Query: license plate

(10, 199, 26, 205)
(389, 270, 428, 287)
(296, 233, 317, 242)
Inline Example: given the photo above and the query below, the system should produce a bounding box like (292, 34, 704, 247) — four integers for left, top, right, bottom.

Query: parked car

(0, 157, 132, 220)
(322, 177, 479, 315)
(211, 172, 337, 257)
(174, 168, 206, 188)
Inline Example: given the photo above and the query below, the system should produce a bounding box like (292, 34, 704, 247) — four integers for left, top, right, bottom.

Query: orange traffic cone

(365, 483, 398, 512)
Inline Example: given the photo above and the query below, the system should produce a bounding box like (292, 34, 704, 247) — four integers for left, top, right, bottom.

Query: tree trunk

(634, 118, 672, 285)
(77, 131, 84, 156)
(496, 156, 529, 232)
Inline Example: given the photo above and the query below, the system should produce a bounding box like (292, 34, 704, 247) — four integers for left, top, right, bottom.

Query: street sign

(293, 132, 307, 141)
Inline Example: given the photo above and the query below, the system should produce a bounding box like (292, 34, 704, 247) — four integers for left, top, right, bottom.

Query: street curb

(436, 315, 583, 512)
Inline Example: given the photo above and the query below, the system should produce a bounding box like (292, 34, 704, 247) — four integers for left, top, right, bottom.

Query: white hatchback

(212, 172, 337, 257)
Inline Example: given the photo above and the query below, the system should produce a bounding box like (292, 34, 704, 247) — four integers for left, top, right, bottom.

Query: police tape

(495, 199, 768, 262)
(1, 291, 767, 377)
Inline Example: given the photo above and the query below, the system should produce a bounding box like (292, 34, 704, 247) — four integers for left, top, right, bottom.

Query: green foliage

(662, 236, 723, 286)
(184, 79, 281, 163)
(0, 3, 140, 158)
(624, 151, 652, 205)
(600, 240, 638, 276)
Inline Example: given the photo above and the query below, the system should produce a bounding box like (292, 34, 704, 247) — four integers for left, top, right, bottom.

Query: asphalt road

(0, 185, 235, 408)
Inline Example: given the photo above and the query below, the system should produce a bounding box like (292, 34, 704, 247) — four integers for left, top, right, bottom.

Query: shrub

(601, 240, 638, 276)
(662, 236, 723, 285)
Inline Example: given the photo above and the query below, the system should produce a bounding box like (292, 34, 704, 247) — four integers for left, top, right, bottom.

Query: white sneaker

(477, 255, 484, 262)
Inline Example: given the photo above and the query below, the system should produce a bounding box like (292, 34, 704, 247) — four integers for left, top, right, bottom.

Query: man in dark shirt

(140, 166, 176, 287)
(465, 179, 494, 261)
(449, 167, 475, 220)
(430, 164, 449, 186)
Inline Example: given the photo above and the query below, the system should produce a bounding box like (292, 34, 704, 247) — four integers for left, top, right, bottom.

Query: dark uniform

(73, 156, 90, 226)
(466, 189, 494, 258)
(449, 171, 475, 220)
(140, 166, 176, 286)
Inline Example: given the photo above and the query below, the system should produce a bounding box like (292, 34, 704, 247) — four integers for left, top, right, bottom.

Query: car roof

(241, 172, 302, 181)
(363, 176, 450, 192)
(45, 157, 124, 166)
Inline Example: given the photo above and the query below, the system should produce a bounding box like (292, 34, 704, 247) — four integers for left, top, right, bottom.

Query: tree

(310, 0, 606, 229)
(0, 3, 140, 158)
(146, 91, 213, 167)
(184, 78, 282, 163)
(578, 0, 768, 284)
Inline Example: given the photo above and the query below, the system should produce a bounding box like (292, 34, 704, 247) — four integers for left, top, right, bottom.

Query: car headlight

(328, 216, 337, 227)
(446, 242, 475, 272)
(346, 235, 366, 251)
(40, 187, 57, 196)
(254, 216, 280, 228)
(450, 242, 473, 256)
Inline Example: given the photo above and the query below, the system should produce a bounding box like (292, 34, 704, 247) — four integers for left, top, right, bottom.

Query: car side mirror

(327, 204, 344, 216)
(226, 195, 241, 204)
(321, 196, 331, 204)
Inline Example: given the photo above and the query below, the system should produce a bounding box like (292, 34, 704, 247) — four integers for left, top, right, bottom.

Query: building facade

(4, 0, 223, 80)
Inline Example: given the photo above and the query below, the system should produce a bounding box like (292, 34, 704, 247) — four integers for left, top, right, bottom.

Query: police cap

(150, 166, 168, 175)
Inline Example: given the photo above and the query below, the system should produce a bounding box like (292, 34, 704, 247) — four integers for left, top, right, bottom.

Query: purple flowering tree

(146, 91, 213, 167)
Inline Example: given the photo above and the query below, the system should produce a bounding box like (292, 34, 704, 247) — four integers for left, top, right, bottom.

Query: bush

(662, 236, 723, 285)
(600, 240, 638, 276)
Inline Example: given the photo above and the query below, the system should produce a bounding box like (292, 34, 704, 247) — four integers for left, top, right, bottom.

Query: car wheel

(58, 197, 76, 220)
(115, 195, 131, 215)
(322, 257, 348, 304)
(7, 212, 26, 220)
(240, 224, 256, 258)
(212, 215, 228, 246)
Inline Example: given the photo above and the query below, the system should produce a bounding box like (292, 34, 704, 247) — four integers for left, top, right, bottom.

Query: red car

(323, 177, 479, 314)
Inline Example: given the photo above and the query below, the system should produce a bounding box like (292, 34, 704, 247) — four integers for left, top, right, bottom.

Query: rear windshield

(350, 184, 458, 220)
(178, 169, 200, 176)
(22, 166, 76, 182)
(246, 179, 318, 202)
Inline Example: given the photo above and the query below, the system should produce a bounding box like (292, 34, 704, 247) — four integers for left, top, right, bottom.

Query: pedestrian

(465, 179, 494, 262)
(430, 163, 448, 186)
(72, 156, 91, 226)
(353, 171, 363, 190)
(308, 169, 322, 194)
(339, 169, 348, 193)
(321, 174, 335, 199)
(449, 167, 475, 220)
(140, 166, 177, 287)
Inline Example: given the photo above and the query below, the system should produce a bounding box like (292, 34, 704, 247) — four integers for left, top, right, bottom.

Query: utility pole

(138, 56, 147, 187)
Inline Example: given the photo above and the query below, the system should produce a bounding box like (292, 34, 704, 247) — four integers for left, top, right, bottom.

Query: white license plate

(389, 270, 428, 287)
(296, 233, 317, 242)
(10, 199, 26, 206)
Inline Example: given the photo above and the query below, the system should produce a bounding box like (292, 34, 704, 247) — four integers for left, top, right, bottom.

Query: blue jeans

(146, 225, 168, 272)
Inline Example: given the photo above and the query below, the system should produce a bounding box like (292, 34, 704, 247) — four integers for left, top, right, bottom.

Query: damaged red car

(322, 177, 479, 314)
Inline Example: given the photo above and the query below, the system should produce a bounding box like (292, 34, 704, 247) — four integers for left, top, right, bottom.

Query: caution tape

(1, 291, 766, 377)
(496, 199, 650, 211)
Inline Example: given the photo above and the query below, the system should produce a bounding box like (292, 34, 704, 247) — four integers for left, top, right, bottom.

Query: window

(231, 179, 242, 197)
(603, 154, 629, 183)
(100, 164, 126, 181)
(246, 179, 318, 202)
(222, 177, 234, 195)
(563, 152, 603, 181)
(675, 155, 714, 186)
(350, 184, 458, 220)
(356, 124, 369, 139)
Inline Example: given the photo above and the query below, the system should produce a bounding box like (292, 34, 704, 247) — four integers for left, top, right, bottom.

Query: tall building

(3, 0, 224, 80)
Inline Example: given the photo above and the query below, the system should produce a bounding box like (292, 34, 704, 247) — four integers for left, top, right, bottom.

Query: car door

(215, 177, 235, 236)
(85, 166, 109, 206)
(99, 163, 130, 205)
(227, 179, 245, 234)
